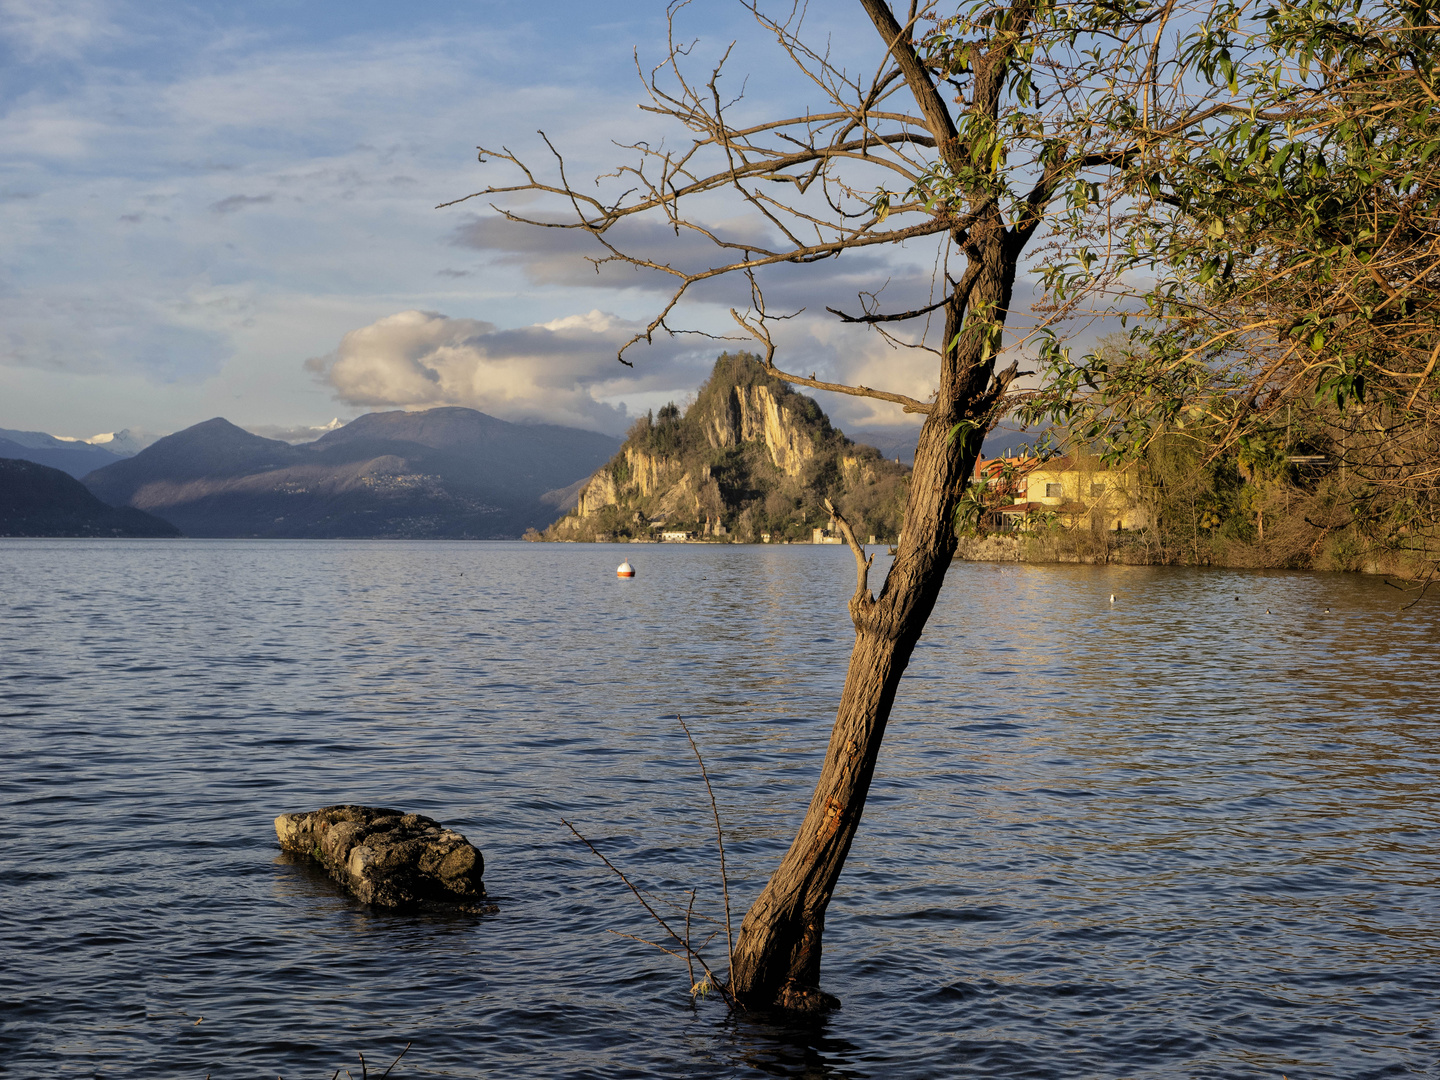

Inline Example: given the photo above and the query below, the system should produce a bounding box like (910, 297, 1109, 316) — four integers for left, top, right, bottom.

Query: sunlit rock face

(274, 805, 487, 909)
(705, 382, 818, 478)
(551, 352, 910, 545)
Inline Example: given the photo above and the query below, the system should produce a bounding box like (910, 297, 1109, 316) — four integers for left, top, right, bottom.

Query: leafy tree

(450, 0, 1282, 1009)
(1031, 0, 1440, 578)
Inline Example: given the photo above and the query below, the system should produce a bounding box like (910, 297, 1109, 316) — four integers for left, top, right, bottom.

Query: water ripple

(0, 541, 1436, 1078)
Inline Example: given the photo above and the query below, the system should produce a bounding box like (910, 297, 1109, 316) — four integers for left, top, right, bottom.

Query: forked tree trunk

(726, 0, 1047, 1009)
(730, 219, 1017, 1010)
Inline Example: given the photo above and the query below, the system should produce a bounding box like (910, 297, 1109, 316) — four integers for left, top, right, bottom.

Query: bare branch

(561, 817, 735, 1006)
(678, 717, 734, 984)
(824, 498, 876, 610)
(859, 0, 961, 166)
(826, 295, 952, 323)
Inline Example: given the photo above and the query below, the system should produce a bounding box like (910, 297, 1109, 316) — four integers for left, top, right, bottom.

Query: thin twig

(677, 717, 734, 983)
(1401, 570, 1437, 611)
(608, 928, 690, 962)
(684, 889, 697, 989)
(561, 818, 735, 1006)
(379, 1043, 412, 1079)
(824, 498, 876, 606)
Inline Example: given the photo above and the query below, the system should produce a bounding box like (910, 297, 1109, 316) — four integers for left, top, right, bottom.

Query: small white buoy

(616, 559, 635, 578)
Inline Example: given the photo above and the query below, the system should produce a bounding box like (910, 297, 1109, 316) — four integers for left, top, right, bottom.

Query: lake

(1, 540, 1436, 1078)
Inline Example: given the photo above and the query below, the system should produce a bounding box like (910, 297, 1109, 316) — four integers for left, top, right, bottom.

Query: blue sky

(0, 0, 983, 441)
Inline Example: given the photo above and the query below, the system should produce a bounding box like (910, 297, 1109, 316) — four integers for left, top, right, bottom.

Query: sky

(0, 0, 1060, 443)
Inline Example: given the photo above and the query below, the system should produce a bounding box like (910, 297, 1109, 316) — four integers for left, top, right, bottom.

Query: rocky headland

(539, 353, 910, 544)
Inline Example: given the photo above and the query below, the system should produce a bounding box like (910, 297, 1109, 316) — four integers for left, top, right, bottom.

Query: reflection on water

(1, 541, 1436, 1078)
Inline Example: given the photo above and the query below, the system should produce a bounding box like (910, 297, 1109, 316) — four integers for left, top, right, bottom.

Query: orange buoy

(616, 559, 635, 578)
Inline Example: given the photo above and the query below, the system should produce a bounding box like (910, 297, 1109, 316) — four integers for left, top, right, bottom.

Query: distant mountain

(0, 458, 180, 537)
(80, 429, 163, 456)
(89, 418, 302, 491)
(982, 424, 1048, 458)
(83, 408, 620, 539)
(0, 428, 130, 478)
(844, 427, 920, 465)
(545, 353, 910, 543)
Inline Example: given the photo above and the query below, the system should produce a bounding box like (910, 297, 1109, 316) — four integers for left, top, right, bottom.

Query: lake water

(1, 540, 1437, 1079)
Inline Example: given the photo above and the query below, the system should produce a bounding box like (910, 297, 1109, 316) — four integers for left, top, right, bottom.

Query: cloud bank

(306, 309, 714, 434)
(306, 305, 953, 437)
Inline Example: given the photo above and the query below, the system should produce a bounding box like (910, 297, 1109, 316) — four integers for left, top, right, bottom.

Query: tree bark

(731, 212, 1016, 1010)
(727, 0, 1038, 1010)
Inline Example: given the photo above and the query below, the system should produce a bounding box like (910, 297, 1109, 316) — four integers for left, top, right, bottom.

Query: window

(1090, 482, 1106, 497)
(1045, 483, 1062, 498)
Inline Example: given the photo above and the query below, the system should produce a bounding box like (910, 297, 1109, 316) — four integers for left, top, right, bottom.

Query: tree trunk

(725, 0, 1046, 1011)
(730, 217, 1014, 1010)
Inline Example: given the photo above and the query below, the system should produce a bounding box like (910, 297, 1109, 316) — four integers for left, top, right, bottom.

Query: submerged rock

(275, 804, 485, 909)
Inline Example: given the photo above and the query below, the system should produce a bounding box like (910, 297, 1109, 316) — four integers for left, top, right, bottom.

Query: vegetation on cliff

(966, 441, 1435, 577)
(1129, 430, 1437, 577)
(539, 354, 909, 543)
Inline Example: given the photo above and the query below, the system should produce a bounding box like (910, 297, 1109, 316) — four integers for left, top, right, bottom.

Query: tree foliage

(1028, 0, 1440, 576)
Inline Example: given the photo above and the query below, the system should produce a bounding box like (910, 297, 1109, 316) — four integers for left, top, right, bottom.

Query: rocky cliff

(540, 353, 910, 543)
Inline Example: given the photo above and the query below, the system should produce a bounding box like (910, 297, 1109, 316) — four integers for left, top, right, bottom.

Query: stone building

(994, 455, 1149, 532)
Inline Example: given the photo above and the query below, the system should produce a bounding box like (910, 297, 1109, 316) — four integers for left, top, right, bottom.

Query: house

(988, 455, 1149, 532)
(972, 452, 1043, 502)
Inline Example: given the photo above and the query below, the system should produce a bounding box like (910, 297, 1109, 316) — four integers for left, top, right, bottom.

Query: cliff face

(542, 353, 910, 543)
(704, 381, 818, 477)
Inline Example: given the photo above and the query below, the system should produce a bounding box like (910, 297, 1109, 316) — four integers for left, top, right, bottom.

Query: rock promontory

(275, 804, 486, 908)
(538, 352, 910, 543)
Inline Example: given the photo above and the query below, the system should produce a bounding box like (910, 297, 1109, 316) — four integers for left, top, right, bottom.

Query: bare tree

(446, 0, 1231, 1009)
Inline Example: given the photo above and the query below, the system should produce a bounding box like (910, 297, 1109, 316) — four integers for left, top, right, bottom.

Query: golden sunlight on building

(981, 454, 1150, 533)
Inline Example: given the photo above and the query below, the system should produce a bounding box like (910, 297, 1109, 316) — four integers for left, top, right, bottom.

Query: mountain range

(0, 427, 150, 478)
(80, 407, 620, 539)
(4, 388, 1040, 541)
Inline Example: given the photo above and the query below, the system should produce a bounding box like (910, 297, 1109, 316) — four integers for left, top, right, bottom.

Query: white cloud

(0, 0, 119, 60)
(305, 308, 708, 434)
(0, 291, 231, 378)
(0, 0, 1061, 442)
